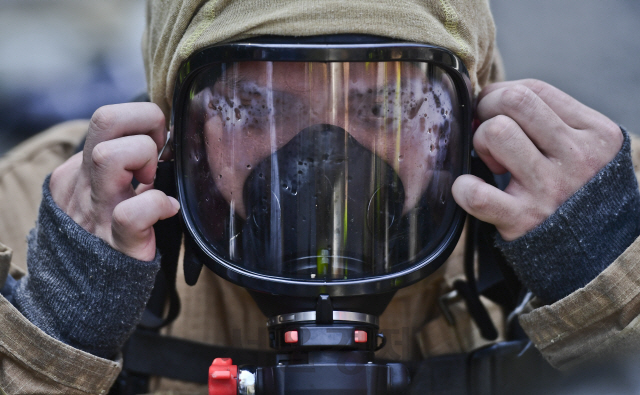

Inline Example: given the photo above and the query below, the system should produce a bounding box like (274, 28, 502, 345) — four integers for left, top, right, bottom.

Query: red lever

(209, 358, 238, 395)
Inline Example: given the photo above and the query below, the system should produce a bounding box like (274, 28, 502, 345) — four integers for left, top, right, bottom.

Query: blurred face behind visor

(178, 54, 467, 282)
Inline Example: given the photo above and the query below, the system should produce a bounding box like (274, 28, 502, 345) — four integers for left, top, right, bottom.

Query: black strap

(122, 330, 277, 384)
(469, 154, 522, 309)
(139, 161, 182, 329)
(456, 155, 523, 341)
(120, 334, 557, 394)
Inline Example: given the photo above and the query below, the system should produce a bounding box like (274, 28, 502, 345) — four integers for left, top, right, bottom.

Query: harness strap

(118, 334, 557, 394)
(469, 155, 522, 308)
(121, 330, 277, 384)
(140, 161, 182, 329)
(456, 155, 523, 341)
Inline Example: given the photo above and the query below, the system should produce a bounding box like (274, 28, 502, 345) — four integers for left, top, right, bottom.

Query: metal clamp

(267, 311, 379, 327)
(437, 289, 462, 326)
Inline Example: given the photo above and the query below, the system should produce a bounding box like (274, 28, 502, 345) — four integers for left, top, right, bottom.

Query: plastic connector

(209, 358, 238, 395)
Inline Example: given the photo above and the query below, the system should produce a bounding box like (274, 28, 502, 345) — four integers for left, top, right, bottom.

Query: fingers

(134, 182, 154, 195)
(89, 133, 178, 260)
(473, 115, 550, 181)
(465, 79, 624, 241)
(83, 103, 166, 167)
(477, 83, 574, 158)
(111, 189, 180, 261)
(453, 175, 524, 239)
(48, 102, 179, 260)
(453, 175, 551, 241)
(478, 79, 603, 131)
(477, 79, 622, 175)
(90, 134, 159, 205)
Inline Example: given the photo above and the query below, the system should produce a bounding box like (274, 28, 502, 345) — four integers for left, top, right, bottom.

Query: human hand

(49, 103, 180, 261)
(452, 79, 623, 241)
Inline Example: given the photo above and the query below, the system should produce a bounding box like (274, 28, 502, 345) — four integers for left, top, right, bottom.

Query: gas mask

(170, 36, 472, 393)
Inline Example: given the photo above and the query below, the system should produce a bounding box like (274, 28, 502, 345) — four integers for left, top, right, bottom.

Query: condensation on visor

(180, 60, 463, 281)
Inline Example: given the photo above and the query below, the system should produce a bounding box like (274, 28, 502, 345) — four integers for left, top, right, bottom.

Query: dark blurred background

(1, 1, 639, 156)
(0, 1, 146, 155)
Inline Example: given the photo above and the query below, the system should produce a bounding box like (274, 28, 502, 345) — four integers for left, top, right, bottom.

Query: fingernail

(169, 196, 180, 211)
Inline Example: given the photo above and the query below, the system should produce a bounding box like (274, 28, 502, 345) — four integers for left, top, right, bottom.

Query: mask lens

(180, 60, 464, 281)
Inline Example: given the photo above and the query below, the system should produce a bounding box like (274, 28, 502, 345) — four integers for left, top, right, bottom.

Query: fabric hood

(142, 0, 504, 120)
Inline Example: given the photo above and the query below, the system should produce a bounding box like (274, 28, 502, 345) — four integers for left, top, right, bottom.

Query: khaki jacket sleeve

(0, 242, 122, 395)
(0, 123, 122, 394)
(520, 133, 640, 370)
(520, 237, 640, 370)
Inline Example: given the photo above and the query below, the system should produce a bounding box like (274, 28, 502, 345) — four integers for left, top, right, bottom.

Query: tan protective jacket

(0, 120, 496, 394)
(2, 120, 640, 394)
(2, 0, 640, 392)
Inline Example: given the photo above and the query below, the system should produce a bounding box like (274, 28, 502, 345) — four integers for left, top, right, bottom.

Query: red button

(354, 330, 368, 343)
(284, 330, 299, 343)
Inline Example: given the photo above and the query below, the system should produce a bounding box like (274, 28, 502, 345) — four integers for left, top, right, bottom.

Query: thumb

(111, 189, 180, 261)
(452, 174, 522, 240)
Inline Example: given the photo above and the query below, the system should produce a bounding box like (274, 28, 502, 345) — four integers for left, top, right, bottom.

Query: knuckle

(50, 154, 80, 186)
(466, 182, 490, 212)
(599, 120, 622, 142)
(521, 79, 549, 96)
(501, 84, 535, 113)
(139, 134, 157, 154)
(149, 103, 166, 129)
(50, 166, 64, 187)
(471, 130, 488, 152)
(50, 165, 70, 193)
(484, 115, 518, 144)
(147, 189, 169, 209)
(90, 106, 117, 133)
(91, 142, 114, 169)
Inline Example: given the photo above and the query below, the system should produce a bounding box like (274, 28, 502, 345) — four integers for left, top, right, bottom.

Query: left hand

(452, 79, 623, 241)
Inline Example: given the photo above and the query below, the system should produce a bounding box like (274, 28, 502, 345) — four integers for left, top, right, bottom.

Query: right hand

(49, 103, 180, 261)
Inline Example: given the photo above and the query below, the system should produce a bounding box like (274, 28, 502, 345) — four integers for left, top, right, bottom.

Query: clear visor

(180, 61, 464, 281)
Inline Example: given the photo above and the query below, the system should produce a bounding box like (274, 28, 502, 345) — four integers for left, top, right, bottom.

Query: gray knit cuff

(13, 175, 161, 359)
(496, 128, 640, 304)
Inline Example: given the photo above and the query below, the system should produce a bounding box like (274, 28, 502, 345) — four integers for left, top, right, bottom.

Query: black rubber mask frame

(171, 40, 473, 297)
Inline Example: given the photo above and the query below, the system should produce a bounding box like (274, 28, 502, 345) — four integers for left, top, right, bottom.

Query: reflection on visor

(244, 124, 406, 278)
(181, 61, 462, 280)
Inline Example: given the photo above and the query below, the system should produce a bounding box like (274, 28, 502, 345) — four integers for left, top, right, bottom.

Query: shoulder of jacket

(0, 120, 89, 178)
